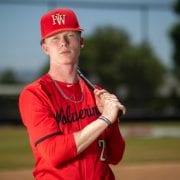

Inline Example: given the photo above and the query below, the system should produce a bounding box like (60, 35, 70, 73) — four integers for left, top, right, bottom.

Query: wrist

(99, 115, 112, 127)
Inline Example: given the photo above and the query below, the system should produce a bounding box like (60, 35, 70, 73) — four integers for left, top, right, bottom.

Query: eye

(50, 35, 60, 43)
(67, 32, 75, 38)
(52, 36, 59, 40)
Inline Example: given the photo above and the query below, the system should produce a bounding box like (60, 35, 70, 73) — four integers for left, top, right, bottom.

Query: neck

(48, 64, 78, 83)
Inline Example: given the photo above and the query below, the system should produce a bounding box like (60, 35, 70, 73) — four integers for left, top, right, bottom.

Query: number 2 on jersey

(98, 140, 106, 161)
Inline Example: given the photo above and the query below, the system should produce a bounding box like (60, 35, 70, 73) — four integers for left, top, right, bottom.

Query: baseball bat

(77, 67, 124, 117)
(77, 68, 95, 90)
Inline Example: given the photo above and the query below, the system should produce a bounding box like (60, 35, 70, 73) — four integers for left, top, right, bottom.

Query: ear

(80, 37, 84, 48)
(41, 43, 49, 55)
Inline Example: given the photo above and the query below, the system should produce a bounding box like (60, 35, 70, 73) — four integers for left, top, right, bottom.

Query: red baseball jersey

(19, 74, 125, 180)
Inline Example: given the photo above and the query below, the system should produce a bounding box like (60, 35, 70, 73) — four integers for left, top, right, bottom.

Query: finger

(94, 89, 107, 95)
(104, 95, 126, 114)
(110, 100, 126, 115)
(94, 89, 126, 115)
(102, 94, 120, 103)
(118, 104, 126, 115)
(94, 89, 108, 100)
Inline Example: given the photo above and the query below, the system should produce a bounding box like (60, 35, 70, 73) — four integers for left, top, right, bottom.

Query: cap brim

(42, 28, 83, 40)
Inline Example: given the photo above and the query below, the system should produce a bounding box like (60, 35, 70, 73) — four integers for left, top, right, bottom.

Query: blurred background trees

(0, 69, 20, 84)
(169, 0, 180, 80)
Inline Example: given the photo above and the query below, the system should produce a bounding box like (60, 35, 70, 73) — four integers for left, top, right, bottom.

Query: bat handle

(77, 68, 95, 90)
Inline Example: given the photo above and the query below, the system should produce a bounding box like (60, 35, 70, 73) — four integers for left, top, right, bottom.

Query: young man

(19, 8, 126, 180)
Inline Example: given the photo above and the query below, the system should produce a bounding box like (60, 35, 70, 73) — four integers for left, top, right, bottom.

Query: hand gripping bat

(77, 67, 125, 117)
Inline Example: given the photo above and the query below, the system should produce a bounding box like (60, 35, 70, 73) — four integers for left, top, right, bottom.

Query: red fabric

(19, 74, 125, 180)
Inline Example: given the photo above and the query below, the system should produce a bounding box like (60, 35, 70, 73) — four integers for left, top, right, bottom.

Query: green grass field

(121, 122, 180, 164)
(0, 123, 180, 170)
(0, 126, 33, 170)
(122, 136, 180, 164)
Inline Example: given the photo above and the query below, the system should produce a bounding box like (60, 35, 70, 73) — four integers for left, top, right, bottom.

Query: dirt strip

(0, 163, 180, 180)
(112, 163, 180, 180)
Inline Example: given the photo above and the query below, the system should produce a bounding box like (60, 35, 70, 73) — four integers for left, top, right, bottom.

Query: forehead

(49, 30, 80, 38)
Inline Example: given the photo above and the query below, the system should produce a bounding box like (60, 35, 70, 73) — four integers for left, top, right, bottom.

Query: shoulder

(19, 74, 53, 99)
(21, 74, 51, 91)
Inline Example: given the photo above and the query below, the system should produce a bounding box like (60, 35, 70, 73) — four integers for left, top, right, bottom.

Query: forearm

(74, 117, 108, 154)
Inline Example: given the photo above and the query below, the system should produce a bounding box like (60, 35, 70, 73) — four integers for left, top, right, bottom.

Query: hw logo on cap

(52, 14, 66, 25)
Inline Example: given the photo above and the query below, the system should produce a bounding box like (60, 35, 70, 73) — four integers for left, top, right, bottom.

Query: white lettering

(51, 14, 66, 25)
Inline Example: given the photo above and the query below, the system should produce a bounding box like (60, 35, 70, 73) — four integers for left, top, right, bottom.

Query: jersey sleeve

(105, 120, 125, 165)
(19, 86, 77, 167)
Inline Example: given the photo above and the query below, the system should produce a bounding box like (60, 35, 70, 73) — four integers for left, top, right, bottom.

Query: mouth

(60, 49, 71, 54)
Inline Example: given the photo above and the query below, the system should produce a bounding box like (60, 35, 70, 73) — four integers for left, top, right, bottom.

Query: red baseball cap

(40, 8, 83, 40)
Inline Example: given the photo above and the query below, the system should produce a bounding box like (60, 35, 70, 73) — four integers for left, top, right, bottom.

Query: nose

(60, 35, 69, 47)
